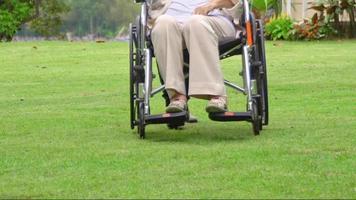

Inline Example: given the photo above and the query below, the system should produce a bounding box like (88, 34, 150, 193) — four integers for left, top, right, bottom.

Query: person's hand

(194, 3, 216, 15)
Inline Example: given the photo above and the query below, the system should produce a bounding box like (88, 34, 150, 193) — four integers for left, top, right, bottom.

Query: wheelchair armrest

(219, 37, 240, 47)
(218, 37, 243, 57)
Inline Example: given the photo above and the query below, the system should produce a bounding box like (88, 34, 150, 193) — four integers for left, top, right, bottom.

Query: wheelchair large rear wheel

(129, 23, 137, 130)
(256, 20, 269, 126)
(247, 19, 269, 134)
(250, 19, 269, 132)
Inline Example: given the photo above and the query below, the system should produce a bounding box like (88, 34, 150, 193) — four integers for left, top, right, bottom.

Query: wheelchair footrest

(145, 111, 188, 125)
(209, 112, 252, 122)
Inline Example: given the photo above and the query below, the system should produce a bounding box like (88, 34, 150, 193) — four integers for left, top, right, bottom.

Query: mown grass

(0, 40, 355, 199)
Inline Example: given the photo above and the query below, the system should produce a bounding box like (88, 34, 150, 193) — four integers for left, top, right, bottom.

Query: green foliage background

(0, 0, 32, 41)
(29, 0, 69, 38)
(61, 0, 139, 38)
(1, 0, 139, 40)
(265, 15, 294, 40)
(1, 0, 354, 39)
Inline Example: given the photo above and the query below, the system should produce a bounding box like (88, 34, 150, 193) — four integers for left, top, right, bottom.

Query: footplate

(145, 111, 188, 125)
(209, 112, 252, 122)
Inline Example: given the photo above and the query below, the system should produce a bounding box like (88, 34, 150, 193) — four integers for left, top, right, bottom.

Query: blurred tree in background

(4, 0, 353, 40)
(30, 0, 69, 38)
(0, 0, 33, 41)
(1, 0, 139, 41)
(0, 0, 69, 41)
(62, 0, 139, 38)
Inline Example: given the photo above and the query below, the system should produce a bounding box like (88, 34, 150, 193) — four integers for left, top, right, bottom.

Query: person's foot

(166, 99, 187, 113)
(205, 96, 227, 113)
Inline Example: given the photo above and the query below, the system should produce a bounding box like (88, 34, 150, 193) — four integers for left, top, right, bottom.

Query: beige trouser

(151, 14, 236, 99)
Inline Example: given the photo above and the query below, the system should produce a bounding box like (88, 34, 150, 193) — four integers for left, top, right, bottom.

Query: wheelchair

(129, 0, 269, 138)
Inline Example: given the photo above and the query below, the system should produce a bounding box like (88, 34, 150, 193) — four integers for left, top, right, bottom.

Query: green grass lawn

(0, 40, 355, 198)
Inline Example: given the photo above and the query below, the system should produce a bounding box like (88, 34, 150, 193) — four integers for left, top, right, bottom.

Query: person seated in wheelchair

(149, 0, 242, 114)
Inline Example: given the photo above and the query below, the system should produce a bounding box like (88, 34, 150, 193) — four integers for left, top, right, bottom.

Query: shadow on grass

(144, 122, 256, 144)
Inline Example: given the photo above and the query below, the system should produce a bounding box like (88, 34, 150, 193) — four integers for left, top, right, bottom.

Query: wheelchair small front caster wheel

(167, 123, 184, 130)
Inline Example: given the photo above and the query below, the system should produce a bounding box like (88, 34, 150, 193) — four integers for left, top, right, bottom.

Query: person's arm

(194, 0, 237, 15)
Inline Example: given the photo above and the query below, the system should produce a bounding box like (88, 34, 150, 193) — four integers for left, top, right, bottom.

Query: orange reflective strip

(225, 112, 235, 116)
(246, 21, 253, 46)
(162, 113, 171, 118)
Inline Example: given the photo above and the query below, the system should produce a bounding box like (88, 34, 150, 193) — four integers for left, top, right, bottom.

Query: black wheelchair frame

(129, 0, 269, 138)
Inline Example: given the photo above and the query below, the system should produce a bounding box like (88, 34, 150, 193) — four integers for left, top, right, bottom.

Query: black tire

(251, 55, 264, 131)
(138, 101, 146, 139)
(251, 100, 260, 135)
(256, 20, 269, 126)
(129, 24, 136, 130)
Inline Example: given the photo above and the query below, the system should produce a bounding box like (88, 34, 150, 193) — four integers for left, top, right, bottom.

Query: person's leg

(151, 15, 187, 112)
(151, 15, 186, 100)
(182, 15, 235, 112)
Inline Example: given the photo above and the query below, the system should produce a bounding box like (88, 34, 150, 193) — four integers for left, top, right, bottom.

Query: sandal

(206, 96, 227, 113)
(166, 99, 187, 113)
